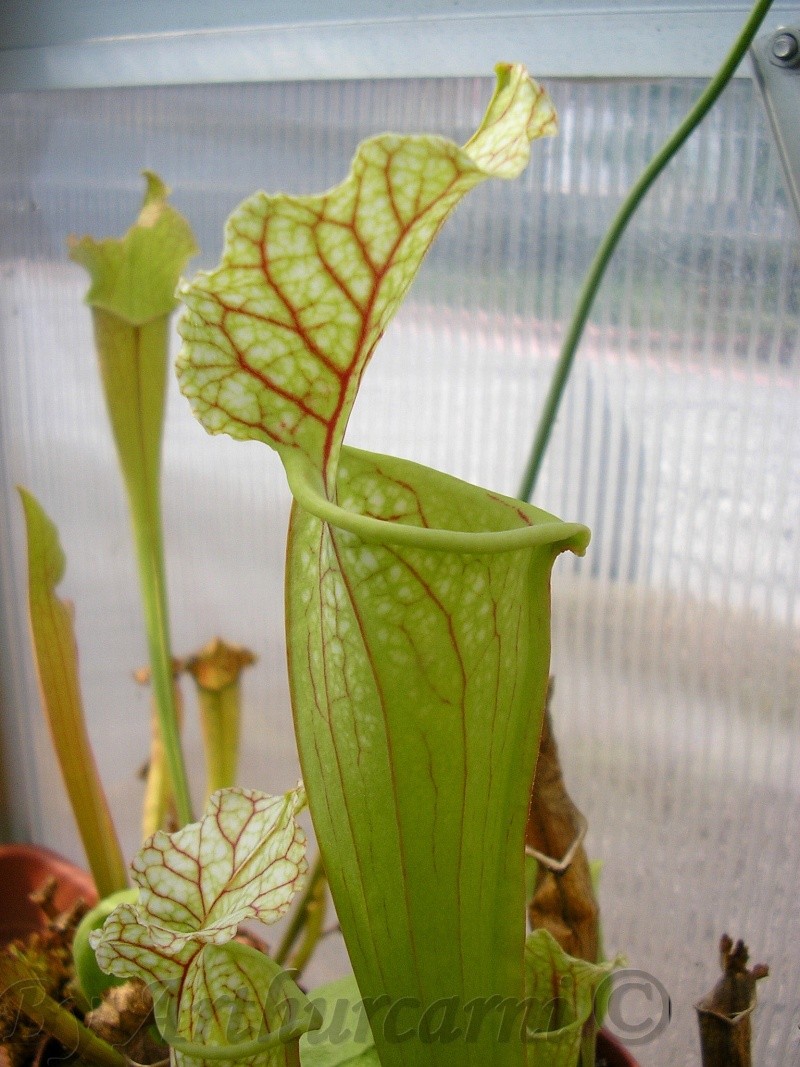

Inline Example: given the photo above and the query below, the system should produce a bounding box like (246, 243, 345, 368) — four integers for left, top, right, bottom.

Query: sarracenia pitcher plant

(174, 64, 598, 1067)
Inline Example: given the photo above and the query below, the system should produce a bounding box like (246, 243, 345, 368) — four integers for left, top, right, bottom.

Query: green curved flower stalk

(516, 0, 775, 501)
(177, 65, 589, 1067)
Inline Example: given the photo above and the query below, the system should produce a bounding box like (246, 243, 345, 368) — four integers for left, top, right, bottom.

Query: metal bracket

(750, 24, 800, 230)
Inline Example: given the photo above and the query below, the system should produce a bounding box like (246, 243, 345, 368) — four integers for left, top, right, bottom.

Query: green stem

(185, 638, 255, 803)
(140, 672, 184, 839)
(287, 870, 328, 979)
(274, 855, 326, 967)
(0, 952, 128, 1067)
(142, 700, 170, 839)
(129, 488, 192, 828)
(197, 684, 241, 798)
(517, 0, 775, 502)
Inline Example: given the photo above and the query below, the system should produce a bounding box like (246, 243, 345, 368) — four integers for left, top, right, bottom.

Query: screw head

(771, 31, 799, 63)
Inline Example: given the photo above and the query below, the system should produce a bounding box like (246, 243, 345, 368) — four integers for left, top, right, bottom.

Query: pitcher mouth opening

(284, 447, 591, 557)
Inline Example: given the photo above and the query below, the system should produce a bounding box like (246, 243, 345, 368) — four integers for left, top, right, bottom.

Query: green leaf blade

(73, 888, 140, 1006)
(18, 487, 128, 898)
(176, 63, 592, 1067)
(177, 64, 556, 492)
(70, 171, 198, 828)
(300, 976, 380, 1067)
(286, 449, 589, 1067)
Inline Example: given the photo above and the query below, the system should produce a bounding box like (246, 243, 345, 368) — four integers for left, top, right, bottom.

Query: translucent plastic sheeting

(0, 77, 798, 1065)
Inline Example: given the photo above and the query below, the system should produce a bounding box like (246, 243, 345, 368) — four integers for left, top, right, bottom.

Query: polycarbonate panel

(1, 77, 798, 1065)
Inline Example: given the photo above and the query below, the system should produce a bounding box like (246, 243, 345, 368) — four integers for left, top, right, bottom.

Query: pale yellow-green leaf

(69, 170, 198, 325)
(176, 64, 556, 493)
(91, 786, 308, 999)
(69, 170, 198, 828)
(167, 943, 317, 1067)
(176, 62, 596, 1067)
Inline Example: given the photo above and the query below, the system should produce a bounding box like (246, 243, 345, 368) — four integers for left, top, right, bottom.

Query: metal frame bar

(0, 2, 797, 89)
(751, 23, 800, 227)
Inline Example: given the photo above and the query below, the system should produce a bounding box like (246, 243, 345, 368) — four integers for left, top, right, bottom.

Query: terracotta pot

(595, 1029, 640, 1066)
(0, 843, 97, 947)
(1, 844, 98, 1067)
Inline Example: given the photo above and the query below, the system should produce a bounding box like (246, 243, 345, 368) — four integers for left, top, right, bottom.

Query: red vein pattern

(176, 64, 556, 494)
(174, 62, 575, 1067)
(286, 448, 578, 1067)
(92, 786, 309, 1063)
(176, 943, 307, 1067)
